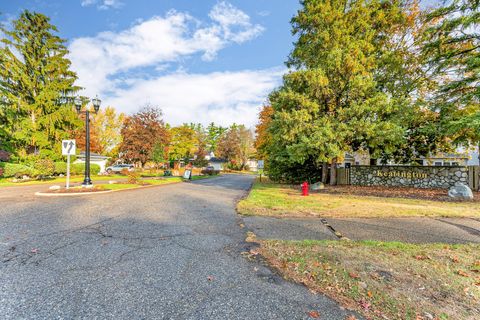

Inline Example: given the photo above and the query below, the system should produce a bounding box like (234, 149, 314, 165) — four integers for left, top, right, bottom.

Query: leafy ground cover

(237, 182, 480, 218)
(259, 239, 480, 320)
(318, 185, 480, 202)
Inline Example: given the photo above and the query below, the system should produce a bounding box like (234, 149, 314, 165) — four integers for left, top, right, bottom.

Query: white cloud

(81, 0, 123, 10)
(106, 68, 284, 127)
(68, 2, 273, 126)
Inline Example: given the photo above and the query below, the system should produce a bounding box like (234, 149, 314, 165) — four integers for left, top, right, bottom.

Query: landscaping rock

(109, 180, 118, 184)
(310, 182, 325, 191)
(448, 184, 473, 200)
(49, 185, 61, 190)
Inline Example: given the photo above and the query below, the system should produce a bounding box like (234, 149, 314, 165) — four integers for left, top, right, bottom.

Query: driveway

(0, 174, 357, 319)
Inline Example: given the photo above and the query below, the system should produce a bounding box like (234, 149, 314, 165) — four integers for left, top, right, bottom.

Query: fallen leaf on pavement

(30, 248, 38, 254)
(457, 270, 469, 277)
(207, 276, 214, 281)
(307, 310, 320, 318)
(345, 316, 357, 320)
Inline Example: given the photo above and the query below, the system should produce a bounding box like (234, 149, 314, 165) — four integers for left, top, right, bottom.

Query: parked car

(105, 164, 134, 174)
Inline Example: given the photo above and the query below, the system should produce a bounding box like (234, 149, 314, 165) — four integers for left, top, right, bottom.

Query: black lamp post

(74, 95, 101, 186)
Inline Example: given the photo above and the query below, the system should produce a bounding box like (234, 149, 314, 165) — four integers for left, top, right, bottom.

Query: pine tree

(0, 11, 81, 160)
(267, 0, 406, 183)
(423, 0, 480, 149)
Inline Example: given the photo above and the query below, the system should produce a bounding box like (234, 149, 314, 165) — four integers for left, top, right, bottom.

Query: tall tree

(119, 106, 169, 167)
(93, 106, 125, 156)
(168, 125, 198, 163)
(423, 0, 480, 152)
(206, 122, 226, 153)
(0, 11, 81, 160)
(217, 124, 254, 170)
(254, 105, 274, 162)
(267, 0, 405, 183)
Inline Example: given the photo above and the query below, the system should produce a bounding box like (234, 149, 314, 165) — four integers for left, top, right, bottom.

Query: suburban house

(247, 159, 258, 171)
(75, 152, 110, 173)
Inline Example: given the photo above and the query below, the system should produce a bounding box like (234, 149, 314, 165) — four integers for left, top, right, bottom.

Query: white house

(75, 152, 110, 173)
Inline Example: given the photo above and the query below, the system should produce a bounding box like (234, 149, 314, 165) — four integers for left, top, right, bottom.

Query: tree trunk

(322, 162, 328, 183)
(330, 158, 337, 185)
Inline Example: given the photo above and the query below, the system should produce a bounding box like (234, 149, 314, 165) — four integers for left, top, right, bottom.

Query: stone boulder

(448, 184, 473, 200)
(310, 182, 325, 191)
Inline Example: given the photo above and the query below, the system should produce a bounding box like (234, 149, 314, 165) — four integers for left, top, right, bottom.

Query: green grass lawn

(142, 177, 183, 184)
(259, 239, 480, 320)
(190, 175, 219, 181)
(237, 181, 480, 218)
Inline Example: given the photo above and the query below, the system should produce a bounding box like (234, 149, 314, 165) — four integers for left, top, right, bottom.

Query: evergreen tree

(0, 11, 81, 160)
(267, 0, 405, 183)
(423, 0, 480, 150)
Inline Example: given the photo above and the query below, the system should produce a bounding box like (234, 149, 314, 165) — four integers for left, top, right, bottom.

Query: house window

(434, 161, 443, 166)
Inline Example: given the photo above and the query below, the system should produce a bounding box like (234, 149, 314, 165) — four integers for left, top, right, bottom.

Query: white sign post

(257, 160, 265, 182)
(62, 140, 76, 189)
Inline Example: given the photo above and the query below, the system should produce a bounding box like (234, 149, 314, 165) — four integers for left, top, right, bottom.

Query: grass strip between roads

(237, 182, 480, 218)
(259, 239, 480, 320)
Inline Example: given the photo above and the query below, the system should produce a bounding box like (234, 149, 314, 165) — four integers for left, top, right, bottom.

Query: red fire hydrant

(301, 181, 309, 196)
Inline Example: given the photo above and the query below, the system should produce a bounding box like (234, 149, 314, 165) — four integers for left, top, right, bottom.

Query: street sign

(183, 169, 192, 180)
(258, 160, 264, 169)
(62, 140, 76, 189)
(62, 140, 76, 156)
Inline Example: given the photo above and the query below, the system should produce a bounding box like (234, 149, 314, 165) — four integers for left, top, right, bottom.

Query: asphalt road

(0, 174, 357, 320)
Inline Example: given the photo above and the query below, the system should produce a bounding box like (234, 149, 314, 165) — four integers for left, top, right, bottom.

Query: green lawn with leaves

(259, 239, 480, 320)
(237, 182, 480, 218)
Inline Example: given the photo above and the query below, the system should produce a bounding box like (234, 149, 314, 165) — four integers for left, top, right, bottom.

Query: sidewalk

(243, 216, 480, 244)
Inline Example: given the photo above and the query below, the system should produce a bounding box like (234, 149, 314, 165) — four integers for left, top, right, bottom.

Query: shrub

(71, 163, 85, 175)
(54, 162, 67, 175)
(122, 168, 140, 184)
(0, 163, 35, 178)
(201, 169, 220, 176)
(70, 163, 101, 175)
(33, 159, 55, 176)
(90, 164, 101, 175)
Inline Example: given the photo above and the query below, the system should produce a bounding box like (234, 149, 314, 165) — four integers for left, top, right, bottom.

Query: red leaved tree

(119, 106, 170, 167)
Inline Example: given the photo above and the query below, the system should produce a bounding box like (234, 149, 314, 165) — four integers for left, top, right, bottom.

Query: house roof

(77, 151, 110, 160)
(208, 157, 226, 163)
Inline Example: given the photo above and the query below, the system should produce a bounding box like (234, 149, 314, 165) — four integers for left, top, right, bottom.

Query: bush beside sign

(350, 165, 470, 189)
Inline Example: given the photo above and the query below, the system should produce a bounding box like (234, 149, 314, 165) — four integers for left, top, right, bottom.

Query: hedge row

(0, 162, 100, 178)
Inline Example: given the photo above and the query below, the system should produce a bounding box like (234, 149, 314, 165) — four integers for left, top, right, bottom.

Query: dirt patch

(316, 185, 480, 202)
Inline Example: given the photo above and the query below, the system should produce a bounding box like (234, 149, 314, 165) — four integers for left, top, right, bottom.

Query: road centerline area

(0, 174, 358, 320)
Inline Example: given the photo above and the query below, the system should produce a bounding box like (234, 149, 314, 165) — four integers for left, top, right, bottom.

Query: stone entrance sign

(350, 165, 469, 189)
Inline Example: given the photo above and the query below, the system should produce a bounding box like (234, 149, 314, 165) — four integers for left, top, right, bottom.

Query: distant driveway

(0, 174, 357, 319)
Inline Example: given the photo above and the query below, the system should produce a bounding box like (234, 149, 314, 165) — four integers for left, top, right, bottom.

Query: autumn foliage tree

(254, 105, 274, 163)
(119, 106, 169, 167)
(217, 124, 254, 170)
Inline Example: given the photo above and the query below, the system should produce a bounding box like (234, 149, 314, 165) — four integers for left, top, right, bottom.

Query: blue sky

(1, 0, 440, 127)
(1, 0, 302, 126)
